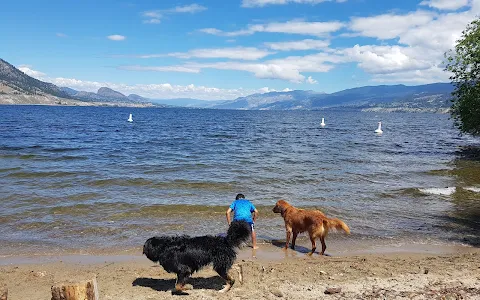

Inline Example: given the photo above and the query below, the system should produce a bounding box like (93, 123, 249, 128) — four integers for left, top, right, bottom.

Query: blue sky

(0, 0, 477, 100)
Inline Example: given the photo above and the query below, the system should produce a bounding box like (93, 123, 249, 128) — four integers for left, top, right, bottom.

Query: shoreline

(0, 243, 478, 299)
(0, 240, 475, 266)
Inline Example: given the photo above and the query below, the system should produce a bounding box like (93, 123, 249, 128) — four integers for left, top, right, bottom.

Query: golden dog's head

(272, 199, 291, 214)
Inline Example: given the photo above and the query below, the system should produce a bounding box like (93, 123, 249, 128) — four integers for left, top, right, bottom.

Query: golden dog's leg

(285, 226, 292, 250)
(307, 236, 316, 256)
(320, 235, 326, 255)
(291, 232, 298, 250)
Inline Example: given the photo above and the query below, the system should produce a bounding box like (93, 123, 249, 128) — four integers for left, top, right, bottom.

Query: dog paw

(183, 284, 193, 290)
(219, 284, 231, 293)
(171, 289, 189, 295)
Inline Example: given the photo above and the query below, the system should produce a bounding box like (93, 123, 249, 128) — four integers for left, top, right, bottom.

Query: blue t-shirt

(229, 199, 256, 223)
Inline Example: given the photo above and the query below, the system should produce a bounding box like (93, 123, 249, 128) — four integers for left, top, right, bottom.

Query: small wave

(87, 178, 154, 187)
(44, 147, 84, 153)
(6, 171, 90, 178)
(418, 187, 456, 196)
(463, 186, 480, 193)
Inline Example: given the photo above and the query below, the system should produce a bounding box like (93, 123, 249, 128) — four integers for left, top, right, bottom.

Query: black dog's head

(143, 236, 175, 262)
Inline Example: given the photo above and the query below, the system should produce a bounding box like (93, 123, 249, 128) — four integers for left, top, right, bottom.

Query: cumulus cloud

(241, 0, 346, 8)
(349, 11, 435, 40)
(107, 35, 126, 41)
(340, 45, 433, 74)
(306, 76, 318, 84)
(199, 20, 344, 37)
(342, 1, 480, 83)
(419, 0, 469, 11)
(18, 66, 47, 77)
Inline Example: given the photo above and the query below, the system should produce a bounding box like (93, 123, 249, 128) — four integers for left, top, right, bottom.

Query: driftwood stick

(0, 286, 7, 300)
(51, 277, 98, 300)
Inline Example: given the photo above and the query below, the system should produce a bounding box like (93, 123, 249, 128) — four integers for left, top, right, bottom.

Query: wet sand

(1, 241, 479, 299)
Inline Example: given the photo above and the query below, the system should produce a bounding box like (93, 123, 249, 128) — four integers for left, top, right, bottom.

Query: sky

(0, 0, 477, 100)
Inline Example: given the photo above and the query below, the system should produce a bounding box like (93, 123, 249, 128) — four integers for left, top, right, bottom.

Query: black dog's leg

(172, 271, 191, 295)
(214, 265, 235, 293)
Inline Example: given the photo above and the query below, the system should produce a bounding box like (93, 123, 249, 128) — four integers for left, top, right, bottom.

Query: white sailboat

(375, 121, 383, 134)
(320, 117, 326, 127)
(128, 113, 133, 122)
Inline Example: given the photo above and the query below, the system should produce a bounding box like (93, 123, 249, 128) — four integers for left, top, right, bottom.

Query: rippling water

(1, 105, 479, 255)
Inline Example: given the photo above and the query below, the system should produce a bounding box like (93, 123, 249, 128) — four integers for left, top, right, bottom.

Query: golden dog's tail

(325, 218, 350, 234)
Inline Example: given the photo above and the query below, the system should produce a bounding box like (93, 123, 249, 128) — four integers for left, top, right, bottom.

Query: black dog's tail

(225, 220, 252, 247)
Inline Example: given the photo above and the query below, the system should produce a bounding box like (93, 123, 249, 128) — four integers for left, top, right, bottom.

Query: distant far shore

(0, 95, 155, 107)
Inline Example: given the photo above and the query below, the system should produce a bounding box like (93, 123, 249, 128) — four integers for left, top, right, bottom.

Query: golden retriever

(272, 200, 350, 255)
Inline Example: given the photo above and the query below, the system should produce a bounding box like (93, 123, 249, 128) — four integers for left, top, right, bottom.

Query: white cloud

(419, 0, 469, 11)
(341, 2, 480, 83)
(199, 20, 344, 37)
(192, 61, 307, 82)
(118, 65, 201, 73)
(107, 35, 126, 41)
(169, 4, 207, 13)
(242, 0, 346, 8)
(18, 66, 47, 78)
(142, 3, 206, 24)
(370, 66, 450, 83)
(56, 33, 67, 38)
(143, 18, 161, 24)
(306, 76, 318, 84)
(264, 39, 330, 51)
(349, 11, 435, 40)
(121, 47, 274, 60)
(168, 47, 274, 60)
(340, 44, 433, 74)
(282, 88, 293, 92)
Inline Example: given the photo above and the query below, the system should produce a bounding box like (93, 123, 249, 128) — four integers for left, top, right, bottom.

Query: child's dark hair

(235, 193, 245, 200)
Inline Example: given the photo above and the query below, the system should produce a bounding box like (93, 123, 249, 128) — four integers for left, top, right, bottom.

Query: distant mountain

(61, 86, 152, 104)
(60, 87, 78, 96)
(97, 87, 128, 101)
(0, 58, 154, 107)
(150, 98, 226, 108)
(0, 58, 70, 98)
(127, 94, 149, 102)
(211, 83, 454, 112)
(214, 90, 318, 110)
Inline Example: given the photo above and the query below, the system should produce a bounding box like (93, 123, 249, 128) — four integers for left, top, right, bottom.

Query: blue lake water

(0, 105, 479, 255)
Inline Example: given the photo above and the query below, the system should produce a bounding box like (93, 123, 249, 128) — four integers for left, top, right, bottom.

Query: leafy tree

(445, 19, 480, 135)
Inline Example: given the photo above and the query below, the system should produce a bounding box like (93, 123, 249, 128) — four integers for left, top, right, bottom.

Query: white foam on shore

(464, 186, 480, 193)
(419, 187, 456, 196)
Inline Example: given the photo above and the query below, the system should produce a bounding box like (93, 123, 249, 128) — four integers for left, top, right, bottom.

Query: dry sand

(0, 243, 479, 300)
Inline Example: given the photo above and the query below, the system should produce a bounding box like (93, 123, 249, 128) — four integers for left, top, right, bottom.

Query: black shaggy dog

(143, 220, 251, 294)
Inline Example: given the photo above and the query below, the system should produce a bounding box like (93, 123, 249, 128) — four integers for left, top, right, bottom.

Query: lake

(0, 105, 479, 255)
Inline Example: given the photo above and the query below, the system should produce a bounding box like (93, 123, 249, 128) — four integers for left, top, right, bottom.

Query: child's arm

(226, 208, 233, 225)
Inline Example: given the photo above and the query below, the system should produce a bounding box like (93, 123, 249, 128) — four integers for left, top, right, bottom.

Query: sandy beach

(1, 241, 479, 300)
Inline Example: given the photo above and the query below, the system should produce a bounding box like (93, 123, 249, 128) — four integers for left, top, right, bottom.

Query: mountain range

(0, 58, 454, 112)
